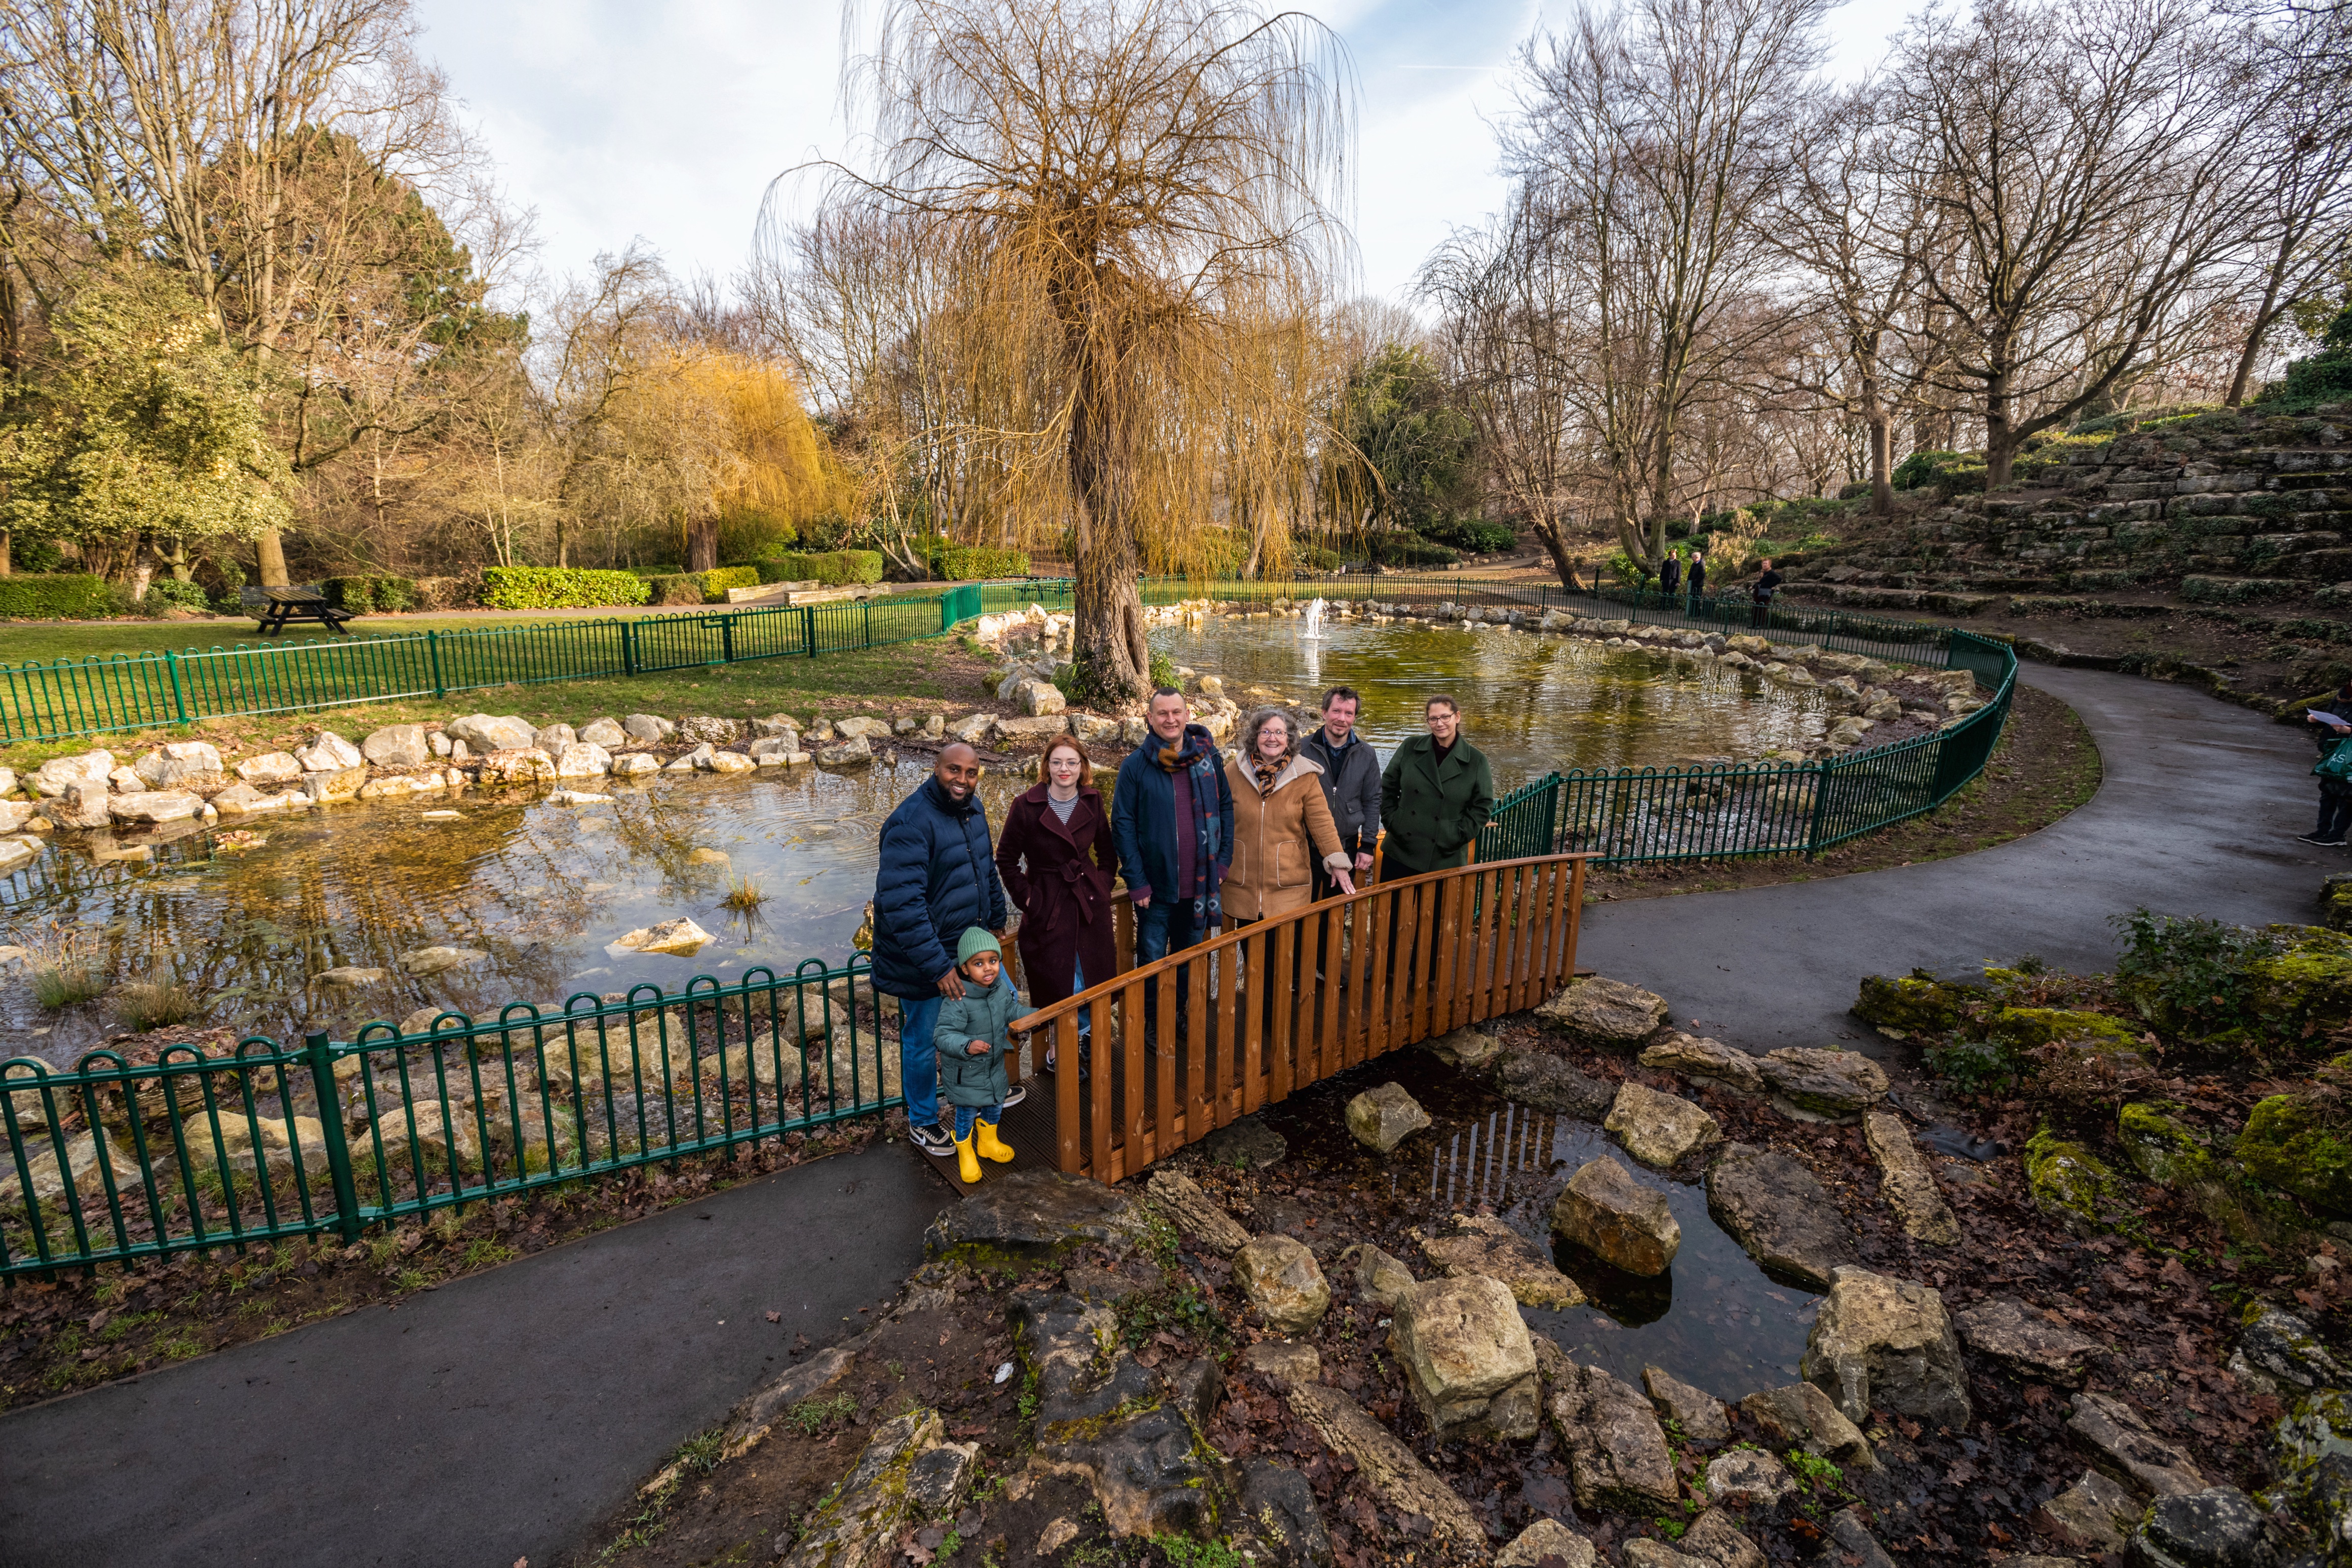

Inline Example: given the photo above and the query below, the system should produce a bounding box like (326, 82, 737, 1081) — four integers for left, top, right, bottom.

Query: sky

(414, 0, 1925, 309)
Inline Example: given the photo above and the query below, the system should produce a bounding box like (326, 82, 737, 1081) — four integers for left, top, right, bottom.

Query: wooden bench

(251, 586, 359, 637)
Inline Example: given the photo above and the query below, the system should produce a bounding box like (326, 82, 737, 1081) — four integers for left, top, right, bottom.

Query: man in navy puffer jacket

(871, 742, 1014, 1156)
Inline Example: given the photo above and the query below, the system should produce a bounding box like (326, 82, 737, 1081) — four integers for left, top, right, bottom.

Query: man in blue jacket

(1112, 688, 1235, 964)
(870, 741, 1017, 1157)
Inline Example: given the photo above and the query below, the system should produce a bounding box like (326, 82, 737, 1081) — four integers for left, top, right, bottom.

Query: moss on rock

(1853, 972, 1982, 1036)
(1990, 1007, 2142, 1051)
(2024, 1126, 2126, 1234)
(2323, 875, 2352, 935)
(2116, 1102, 2303, 1249)
(2244, 927, 2352, 1044)
(2238, 1085, 2352, 1217)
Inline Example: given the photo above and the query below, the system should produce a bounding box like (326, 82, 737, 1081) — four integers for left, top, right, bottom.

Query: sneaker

(1002, 1083, 1027, 1110)
(2298, 833, 2349, 846)
(910, 1122, 957, 1157)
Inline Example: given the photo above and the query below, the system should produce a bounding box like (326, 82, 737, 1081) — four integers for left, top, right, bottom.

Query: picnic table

(250, 586, 359, 637)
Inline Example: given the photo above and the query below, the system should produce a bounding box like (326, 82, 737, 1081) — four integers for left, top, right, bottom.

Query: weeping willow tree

(794, 0, 1354, 701)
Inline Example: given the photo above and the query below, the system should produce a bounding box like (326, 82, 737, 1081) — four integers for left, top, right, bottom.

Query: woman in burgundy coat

(994, 735, 1117, 1070)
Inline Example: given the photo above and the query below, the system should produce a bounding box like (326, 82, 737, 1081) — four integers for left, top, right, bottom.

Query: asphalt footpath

(1580, 662, 2347, 1055)
(0, 1140, 953, 1568)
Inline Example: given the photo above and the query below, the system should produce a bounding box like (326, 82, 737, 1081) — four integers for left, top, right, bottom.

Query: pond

(2, 614, 1831, 1064)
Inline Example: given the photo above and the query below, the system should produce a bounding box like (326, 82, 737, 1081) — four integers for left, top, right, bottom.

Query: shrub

(700, 565, 761, 600)
(645, 574, 705, 606)
(1415, 517, 1517, 554)
(1891, 449, 1986, 495)
(0, 573, 118, 619)
(479, 567, 652, 611)
(934, 545, 1030, 580)
(1291, 546, 1345, 572)
(140, 577, 212, 615)
(321, 574, 418, 614)
(2275, 347, 2352, 410)
(1371, 534, 1458, 568)
(755, 550, 883, 586)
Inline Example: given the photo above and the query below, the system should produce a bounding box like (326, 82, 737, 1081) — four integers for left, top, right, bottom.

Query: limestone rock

(1549, 1360, 1679, 1510)
(1281, 1383, 1487, 1547)
(1553, 1155, 1679, 1275)
(774, 1408, 951, 1568)
(107, 765, 141, 793)
(1642, 1363, 1730, 1443)
(234, 752, 303, 786)
(612, 753, 659, 776)
(606, 918, 714, 957)
(1344, 1082, 1430, 1153)
(1423, 1027, 1501, 1069)
(667, 743, 713, 772)
(51, 781, 114, 829)
(924, 1168, 1144, 1266)
(1738, 1382, 1876, 1471)
(1705, 1142, 1854, 1289)
(995, 715, 1070, 741)
(293, 731, 364, 772)
(300, 763, 368, 802)
(1388, 1274, 1539, 1440)
(553, 742, 612, 778)
(1144, 1168, 1250, 1256)
(2228, 1304, 2349, 1398)
(315, 966, 387, 987)
(477, 747, 555, 785)
(1236, 1460, 1331, 1568)
(748, 713, 798, 738)
(1343, 1243, 1416, 1309)
(1824, 1508, 1897, 1568)
(195, 1113, 331, 1179)
(357, 774, 442, 800)
(447, 714, 537, 752)
(30, 751, 113, 797)
(2133, 1487, 2273, 1568)
(1760, 1047, 1887, 1120)
(621, 714, 674, 741)
(1803, 1266, 1971, 1429)
(707, 751, 756, 774)
(1952, 1297, 2104, 1383)
(1680, 1510, 1766, 1568)
(134, 740, 224, 788)
(1639, 1032, 1765, 1095)
(1195, 1115, 1287, 1170)
(946, 712, 995, 744)
(1862, 1110, 1958, 1244)
(0, 1127, 137, 1216)
(1495, 1519, 1595, 1568)
(1070, 714, 1121, 743)
(107, 791, 203, 825)
(531, 723, 575, 754)
(1705, 1448, 1794, 1509)
(1240, 1341, 1322, 1384)
(1419, 1213, 1583, 1309)
(1494, 1048, 1615, 1117)
(1606, 1081, 1721, 1168)
(1017, 681, 1067, 717)
(2034, 1468, 2142, 1553)
(1534, 974, 1669, 1049)
(2069, 1390, 2207, 1497)
(816, 734, 874, 767)
(398, 945, 489, 976)
(826, 716, 888, 740)
(1235, 1234, 1331, 1333)
(360, 725, 432, 768)
(578, 717, 629, 748)
(678, 715, 740, 744)
(0, 801, 38, 834)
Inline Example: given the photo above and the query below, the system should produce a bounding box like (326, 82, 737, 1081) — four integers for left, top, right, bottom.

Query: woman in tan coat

(1223, 708, 1356, 923)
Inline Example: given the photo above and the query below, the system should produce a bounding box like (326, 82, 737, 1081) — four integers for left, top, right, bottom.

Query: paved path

(1580, 663, 2345, 1055)
(0, 1142, 952, 1568)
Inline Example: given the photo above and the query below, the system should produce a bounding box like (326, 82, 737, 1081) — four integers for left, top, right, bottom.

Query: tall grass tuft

(720, 875, 768, 912)
(115, 978, 201, 1032)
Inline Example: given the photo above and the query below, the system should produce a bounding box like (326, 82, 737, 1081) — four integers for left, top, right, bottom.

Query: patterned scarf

(1251, 752, 1284, 796)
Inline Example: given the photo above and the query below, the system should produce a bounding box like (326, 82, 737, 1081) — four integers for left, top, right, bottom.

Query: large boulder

(1738, 1382, 1875, 1471)
(1704, 1448, 1794, 1509)
(1552, 1155, 1679, 1276)
(1343, 1082, 1430, 1153)
(678, 715, 741, 744)
(29, 751, 113, 797)
(1802, 1266, 1971, 1429)
(1387, 1274, 1539, 1440)
(1535, 975, 1669, 1049)
(1418, 1213, 1583, 1309)
(775, 1409, 967, 1568)
(553, 742, 612, 778)
(1495, 1520, 1596, 1568)
(2026, 1126, 2128, 1233)
(531, 722, 575, 754)
(477, 747, 555, 786)
(1605, 1081, 1721, 1168)
(1234, 1234, 1330, 1333)
(1281, 1383, 1486, 1548)
(621, 714, 674, 741)
(359, 725, 432, 768)
(108, 791, 204, 825)
(1759, 1047, 1887, 1120)
(2116, 1102, 2298, 1248)
(446, 714, 537, 752)
(817, 734, 875, 767)
(1952, 1297, 2104, 1383)
(578, 717, 629, 748)
(1494, 1049, 1615, 1117)
(1017, 681, 1067, 717)
(1638, 1033, 1764, 1095)
(1852, 971, 1983, 1035)
(0, 1127, 137, 1216)
(2068, 1390, 2206, 1497)
(2034, 1468, 2142, 1553)
(925, 1169, 1145, 1268)
(293, 731, 364, 772)
(1705, 1143, 1854, 1289)
(1642, 1364, 1729, 1443)
(233, 751, 302, 786)
(1548, 1361, 1679, 1511)
(1343, 1243, 1417, 1310)
(2227, 1304, 2349, 1398)
(2235, 1074, 2352, 1216)
(50, 779, 112, 829)
(133, 740, 223, 788)
(2132, 1487, 2277, 1568)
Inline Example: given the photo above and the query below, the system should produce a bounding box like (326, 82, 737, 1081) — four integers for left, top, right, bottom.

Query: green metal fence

(1, 960, 899, 1279)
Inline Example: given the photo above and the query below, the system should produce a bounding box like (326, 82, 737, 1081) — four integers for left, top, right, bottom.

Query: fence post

(722, 616, 736, 665)
(1802, 759, 1834, 861)
(427, 631, 446, 699)
(803, 606, 816, 658)
(304, 1032, 366, 1243)
(622, 620, 638, 677)
(163, 650, 190, 727)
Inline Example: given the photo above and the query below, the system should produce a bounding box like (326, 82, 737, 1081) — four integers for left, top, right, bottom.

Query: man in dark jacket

(1658, 551, 1682, 601)
(1379, 695, 1496, 879)
(1111, 687, 1235, 962)
(871, 742, 1014, 1157)
(1750, 557, 1782, 628)
(1687, 547, 1707, 613)
(1300, 684, 1380, 899)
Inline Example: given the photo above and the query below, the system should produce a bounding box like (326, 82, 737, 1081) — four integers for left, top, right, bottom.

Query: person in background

(1750, 557, 1782, 629)
(932, 929, 1022, 1183)
(1658, 548, 1682, 602)
(1111, 687, 1235, 962)
(2302, 682, 2352, 847)
(1687, 547, 1708, 613)
(869, 742, 1017, 1160)
(1378, 695, 1496, 880)
(1222, 708, 1356, 924)
(996, 736, 1115, 1072)
(1300, 685, 1380, 900)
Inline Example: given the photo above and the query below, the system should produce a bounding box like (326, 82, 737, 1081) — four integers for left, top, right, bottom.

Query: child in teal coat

(933, 928, 1023, 1181)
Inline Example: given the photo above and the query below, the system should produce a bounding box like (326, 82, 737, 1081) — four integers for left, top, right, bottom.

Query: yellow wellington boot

(975, 1118, 1016, 1163)
(955, 1129, 983, 1184)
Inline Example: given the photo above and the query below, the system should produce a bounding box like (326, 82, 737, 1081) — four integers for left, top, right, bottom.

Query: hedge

(934, 546, 1030, 580)
(0, 573, 119, 619)
(480, 568, 652, 611)
(756, 551, 883, 585)
(702, 565, 761, 600)
(1372, 535, 1459, 568)
(322, 574, 418, 613)
(646, 574, 706, 606)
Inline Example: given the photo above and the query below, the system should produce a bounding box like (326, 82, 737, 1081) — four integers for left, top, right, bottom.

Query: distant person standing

(1657, 550, 1682, 602)
(1750, 557, 1782, 629)
(1300, 686, 1381, 900)
(1687, 547, 1707, 613)
(1379, 695, 1496, 879)
(2303, 683, 2352, 847)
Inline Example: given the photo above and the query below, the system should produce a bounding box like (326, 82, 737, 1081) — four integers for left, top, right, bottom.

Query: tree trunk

(686, 513, 719, 572)
(2227, 252, 2291, 408)
(256, 529, 289, 587)
(0, 531, 11, 577)
(1982, 361, 2018, 489)
(1067, 356, 1150, 704)
(1532, 516, 1581, 591)
(1867, 409, 1894, 518)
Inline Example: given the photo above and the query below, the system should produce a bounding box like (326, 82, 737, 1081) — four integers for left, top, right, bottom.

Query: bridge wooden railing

(1008, 852, 1592, 1185)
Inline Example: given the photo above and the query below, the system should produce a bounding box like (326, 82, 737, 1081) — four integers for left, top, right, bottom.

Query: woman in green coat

(1378, 694, 1496, 878)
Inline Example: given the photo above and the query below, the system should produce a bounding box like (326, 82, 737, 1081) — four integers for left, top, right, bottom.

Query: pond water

(2, 614, 1830, 1064)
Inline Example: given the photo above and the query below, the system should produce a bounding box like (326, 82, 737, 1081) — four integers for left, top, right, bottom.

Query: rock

(357, 774, 443, 800)
(1606, 1081, 1721, 1168)
(1759, 1046, 1887, 1120)
(2133, 1487, 2275, 1568)
(2035, 1467, 2142, 1552)
(195, 1113, 331, 1179)
(1241, 1341, 1322, 1383)
(1952, 1297, 2104, 1383)
(398, 945, 488, 976)
(50, 780, 113, 829)
(1164, 1356, 1222, 1429)
(1281, 1383, 1486, 1547)
(606, 918, 715, 957)
(1071, 713, 1121, 743)
(300, 763, 368, 802)
(1680, 1510, 1766, 1568)
(1495, 1049, 1615, 1117)
(1643, 1364, 1729, 1442)
(107, 765, 142, 792)
(1534, 974, 1669, 1049)
(0, 801, 36, 834)
(1237, 1460, 1332, 1567)
(1121, 716, 1150, 745)
(107, 791, 203, 824)
(1803, 1266, 1970, 1429)
(1423, 1027, 1502, 1069)
(1705, 1448, 1794, 1509)
(816, 734, 874, 766)
(1343, 1243, 1416, 1308)
(2068, 1390, 2207, 1496)
(1861, 1110, 1958, 1244)
(995, 715, 1070, 741)
(2227, 1304, 2349, 1398)
(1738, 1383, 1876, 1470)
(1035, 1519, 1080, 1556)
(447, 714, 537, 752)
(667, 743, 713, 772)
(30, 751, 114, 796)
(1235, 1234, 1331, 1333)
(1494, 1519, 1595, 1568)
(707, 751, 756, 774)
(134, 740, 223, 788)
(747, 736, 797, 761)
(2116, 1102, 2298, 1249)
(1639, 1032, 1765, 1095)
(924, 1168, 1144, 1266)
(553, 742, 612, 778)
(290, 731, 363, 772)
(315, 966, 387, 987)
(578, 717, 629, 748)
(1824, 1507, 1897, 1568)
(1195, 1115, 1287, 1170)
(2276, 1387, 2352, 1470)
(831, 716, 891, 740)
(612, 753, 659, 776)
(360, 725, 432, 768)
(722, 1344, 858, 1459)
(1705, 1143, 1854, 1289)
(1018, 681, 1067, 717)
(1549, 1360, 1680, 1510)
(622, 714, 674, 741)
(2235, 1086, 2352, 1217)
(1388, 1273, 1539, 1440)
(1344, 1082, 1430, 1153)
(532, 723, 576, 754)
(1419, 1213, 1583, 1308)
(2026, 1127, 2127, 1233)
(234, 751, 303, 786)
(1195, 675, 1225, 697)
(946, 712, 994, 744)
(1144, 1169, 1251, 1256)
(0, 1127, 137, 1216)
(774, 1408, 955, 1568)
(476, 747, 555, 785)
(1554, 1155, 1680, 1275)
(678, 715, 739, 744)
(0, 838, 38, 873)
